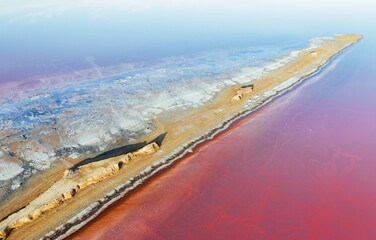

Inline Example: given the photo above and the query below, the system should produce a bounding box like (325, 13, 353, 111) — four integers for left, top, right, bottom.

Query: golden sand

(0, 34, 362, 240)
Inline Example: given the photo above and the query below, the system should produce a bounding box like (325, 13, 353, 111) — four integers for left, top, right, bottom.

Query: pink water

(68, 41, 376, 240)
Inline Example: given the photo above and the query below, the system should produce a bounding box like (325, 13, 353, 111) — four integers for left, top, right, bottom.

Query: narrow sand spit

(0, 34, 362, 240)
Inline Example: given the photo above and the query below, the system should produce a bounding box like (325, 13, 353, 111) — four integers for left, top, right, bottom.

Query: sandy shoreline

(0, 34, 362, 240)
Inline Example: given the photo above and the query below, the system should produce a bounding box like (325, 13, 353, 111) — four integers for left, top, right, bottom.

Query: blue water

(0, 0, 375, 206)
(68, 27, 376, 240)
(0, 1, 373, 85)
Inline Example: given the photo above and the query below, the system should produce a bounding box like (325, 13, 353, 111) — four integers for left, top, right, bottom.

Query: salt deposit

(0, 36, 334, 192)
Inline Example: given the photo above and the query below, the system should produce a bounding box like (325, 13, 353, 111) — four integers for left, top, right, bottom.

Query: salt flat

(0, 34, 362, 240)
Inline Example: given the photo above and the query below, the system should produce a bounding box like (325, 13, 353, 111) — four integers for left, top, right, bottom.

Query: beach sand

(0, 34, 362, 240)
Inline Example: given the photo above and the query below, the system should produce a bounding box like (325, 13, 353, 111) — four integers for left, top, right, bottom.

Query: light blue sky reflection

(0, 0, 374, 85)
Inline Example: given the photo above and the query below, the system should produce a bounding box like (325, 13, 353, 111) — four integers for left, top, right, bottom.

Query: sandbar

(0, 34, 362, 240)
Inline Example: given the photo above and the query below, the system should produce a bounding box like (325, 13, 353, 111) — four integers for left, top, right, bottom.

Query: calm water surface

(68, 36, 376, 240)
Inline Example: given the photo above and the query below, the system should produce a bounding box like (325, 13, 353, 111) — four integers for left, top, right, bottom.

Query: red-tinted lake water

(68, 40, 376, 240)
